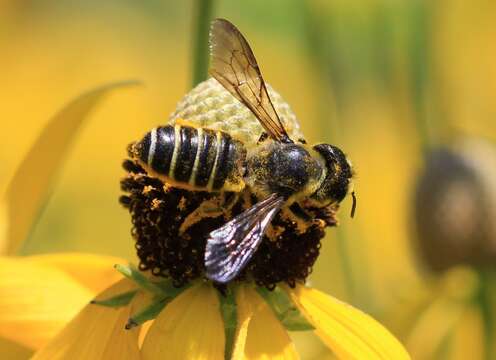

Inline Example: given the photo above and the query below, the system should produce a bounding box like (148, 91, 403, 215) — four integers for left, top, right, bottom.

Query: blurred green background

(1, 0, 496, 358)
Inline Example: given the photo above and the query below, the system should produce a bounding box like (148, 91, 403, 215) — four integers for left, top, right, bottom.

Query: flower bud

(413, 138, 496, 272)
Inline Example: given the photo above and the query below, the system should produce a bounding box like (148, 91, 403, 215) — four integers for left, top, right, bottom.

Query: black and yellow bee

(130, 19, 355, 284)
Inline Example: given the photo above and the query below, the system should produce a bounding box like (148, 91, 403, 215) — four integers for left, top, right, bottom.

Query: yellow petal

(233, 285, 299, 360)
(0, 256, 94, 349)
(141, 284, 225, 360)
(1, 80, 139, 255)
(231, 286, 253, 360)
(0, 333, 34, 359)
(32, 278, 140, 360)
(406, 296, 465, 359)
(287, 285, 410, 360)
(0, 202, 6, 251)
(450, 306, 484, 360)
(27, 252, 125, 293)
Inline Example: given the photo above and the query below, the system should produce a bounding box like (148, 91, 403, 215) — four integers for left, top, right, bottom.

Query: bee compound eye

(311, 143, 352, 204)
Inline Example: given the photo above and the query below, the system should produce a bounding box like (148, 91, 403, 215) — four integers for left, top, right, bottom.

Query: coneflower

(29, 78, 408, 360)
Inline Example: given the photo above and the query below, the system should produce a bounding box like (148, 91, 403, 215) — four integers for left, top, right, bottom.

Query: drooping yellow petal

(141, 284, 225, 360)
(32, 278, 140, 360)
(0, 202, 6, 250)
(450, 306, 484, 360)
(287, 285, 410, 360)
(233, 285, 299, 360)
(1, 80, 139, 255)
(406, 296, 465, 359)
(27, 252, 125, 293)
(0, 256, 94, 349)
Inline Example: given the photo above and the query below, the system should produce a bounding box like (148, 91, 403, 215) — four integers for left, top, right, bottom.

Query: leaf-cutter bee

(130, 19, 355, 284)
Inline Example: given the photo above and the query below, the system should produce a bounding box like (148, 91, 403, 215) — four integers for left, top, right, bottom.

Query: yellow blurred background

(1, 0, 495, 358)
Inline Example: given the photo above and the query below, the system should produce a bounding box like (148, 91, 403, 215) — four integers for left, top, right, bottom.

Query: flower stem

(335, 227, 356, 300)
(300, 1, 360, 302)
(191, 0, 215, 87)
(408, 0, 432, 154)
(477, 269, 495, 360)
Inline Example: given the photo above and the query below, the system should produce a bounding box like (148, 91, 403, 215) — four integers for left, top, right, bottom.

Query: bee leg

(179, 197, 224, 235)
(281, 203, 314, 234)
(201, 192, 237, 214)
(221, 192, 239, 209)
(289, 202, 312, 222)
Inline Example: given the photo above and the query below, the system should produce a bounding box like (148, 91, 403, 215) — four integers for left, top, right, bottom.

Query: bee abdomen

(136, 124, 245, 192)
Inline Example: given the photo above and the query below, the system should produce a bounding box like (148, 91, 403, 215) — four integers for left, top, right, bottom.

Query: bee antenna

(350, 191, 357, 218)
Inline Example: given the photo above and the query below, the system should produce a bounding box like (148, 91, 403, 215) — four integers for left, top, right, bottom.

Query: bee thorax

(245, 143, 323, 199)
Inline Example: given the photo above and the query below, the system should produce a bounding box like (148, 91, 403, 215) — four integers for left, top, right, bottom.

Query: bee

(131, 18, 355, 284)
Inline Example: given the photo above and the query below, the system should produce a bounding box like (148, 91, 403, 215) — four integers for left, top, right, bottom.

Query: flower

(0, 80, 410, 359)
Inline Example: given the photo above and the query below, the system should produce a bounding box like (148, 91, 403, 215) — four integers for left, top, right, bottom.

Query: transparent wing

(209, 18, 293, 143)
(205, 194, 285, 283)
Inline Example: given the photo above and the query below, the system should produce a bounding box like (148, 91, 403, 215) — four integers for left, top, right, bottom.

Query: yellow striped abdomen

(133, 124, 246, 192)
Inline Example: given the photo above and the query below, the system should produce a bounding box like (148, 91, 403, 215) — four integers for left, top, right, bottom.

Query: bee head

(309, 143, 353, 206)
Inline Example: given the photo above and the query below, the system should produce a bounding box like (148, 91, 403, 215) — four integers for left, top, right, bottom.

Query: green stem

(335, 227, 355, 300)
(477, 269, 494, 360)
(191, 0, 215, 87)
(300, 1, 360, 303)
(407, 0, 445, 154)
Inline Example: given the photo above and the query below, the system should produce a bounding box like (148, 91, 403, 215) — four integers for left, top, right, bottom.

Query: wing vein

(209, 18, 293, 143)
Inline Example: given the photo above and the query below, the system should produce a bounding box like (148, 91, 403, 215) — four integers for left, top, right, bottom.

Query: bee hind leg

(178, 192, 240, 235)
(178, 197, 224, 235)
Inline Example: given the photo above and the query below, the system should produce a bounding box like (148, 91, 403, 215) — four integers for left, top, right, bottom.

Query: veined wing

(205, 193, 285, 283)
(209, 18, 293, 143)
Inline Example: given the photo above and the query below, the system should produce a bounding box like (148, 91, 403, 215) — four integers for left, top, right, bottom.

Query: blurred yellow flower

(387, 267, 486, 360)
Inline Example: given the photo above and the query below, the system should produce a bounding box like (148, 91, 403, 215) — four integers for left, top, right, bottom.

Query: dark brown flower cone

(120, 151, 339, 289)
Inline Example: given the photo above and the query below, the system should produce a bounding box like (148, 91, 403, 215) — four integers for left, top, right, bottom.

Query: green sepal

(91, 290, 138, 308)
(257, 286, 315, 331)
(125, 280, 190, 329)
(155, 279, 188, 298)
(126, 297, 170, 329)
(218, 287, 238, 360)
(114, 264, 165, 296)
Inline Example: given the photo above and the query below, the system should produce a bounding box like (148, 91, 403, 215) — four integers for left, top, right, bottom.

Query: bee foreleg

(289, 202, 312, 222)
(281, 203, 314, 234)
